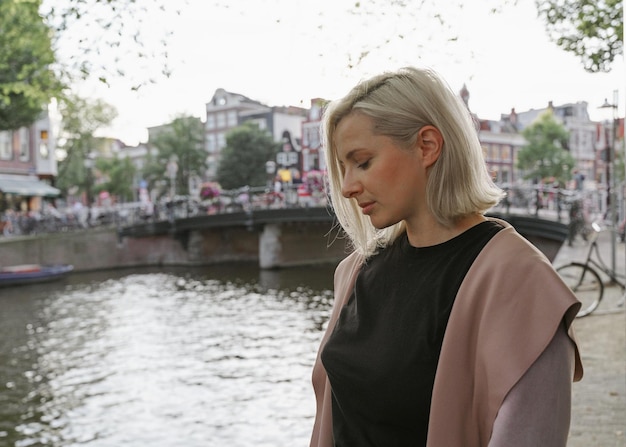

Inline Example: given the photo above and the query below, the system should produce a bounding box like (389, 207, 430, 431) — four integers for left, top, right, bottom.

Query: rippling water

(0, 264, 336, 447)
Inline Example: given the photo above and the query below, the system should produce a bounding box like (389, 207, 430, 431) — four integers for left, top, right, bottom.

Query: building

(300, 98, 328, 175)
(504, 101, 598, 185)
(204, 88, 307, 180)
(0, 106, 61, 213)
(111, 141, 155, 202)
(478, 120, 527, 185)
(115, 142, 153, 173)
(460, 84, 527, 185)
(469, 90, 609, 191)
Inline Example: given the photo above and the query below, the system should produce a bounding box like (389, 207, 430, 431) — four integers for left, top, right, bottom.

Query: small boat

(0, 264, 74, 287)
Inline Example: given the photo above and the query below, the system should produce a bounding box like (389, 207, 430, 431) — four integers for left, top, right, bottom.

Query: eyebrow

(340, 148, 367, 164)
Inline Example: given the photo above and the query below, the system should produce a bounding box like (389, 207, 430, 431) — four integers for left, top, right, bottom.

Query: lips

(359, 201, 375, 215)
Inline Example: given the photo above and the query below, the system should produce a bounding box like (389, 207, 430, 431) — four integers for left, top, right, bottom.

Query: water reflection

(0, 264, 335, 447)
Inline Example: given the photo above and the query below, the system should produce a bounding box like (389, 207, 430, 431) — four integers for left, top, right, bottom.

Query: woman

(309, 67, 583, 447)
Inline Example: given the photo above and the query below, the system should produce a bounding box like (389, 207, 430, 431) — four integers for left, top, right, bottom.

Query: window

(206, 134, 217, 153)
(501, 146, 510, 161)
(227, 111, 237, 127)
(216, 113, 226, 128)
(19, 128, 30, 161)
(303, 124, 321, 149)
(217, 132, 226, 149)
(501, 170, 510, 184)
(206, 114, 216, 130)
(39, 129, 49, 159)
(0, 131, 12, 160)
(496, 146, 502, 161)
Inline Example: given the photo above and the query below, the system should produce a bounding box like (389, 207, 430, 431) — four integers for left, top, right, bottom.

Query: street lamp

(599, 91, 619, 276)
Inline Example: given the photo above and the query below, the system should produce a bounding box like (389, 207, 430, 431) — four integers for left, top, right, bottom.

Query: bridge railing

(1, 182, 618, 237)
(490, 184, 613, 225)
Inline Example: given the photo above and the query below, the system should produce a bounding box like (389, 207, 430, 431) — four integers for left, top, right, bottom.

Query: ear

(417, 125, 443, 168)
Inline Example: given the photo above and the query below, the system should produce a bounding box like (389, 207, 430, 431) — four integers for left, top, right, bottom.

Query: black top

(321, 221, 504, 446)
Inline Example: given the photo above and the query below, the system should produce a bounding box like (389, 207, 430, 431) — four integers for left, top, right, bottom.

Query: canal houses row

(0, 84, 623, 218)
(141, 85, 625, 208)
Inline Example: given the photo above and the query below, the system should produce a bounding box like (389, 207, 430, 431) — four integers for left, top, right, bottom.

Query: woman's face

(334, 112, 429, 230)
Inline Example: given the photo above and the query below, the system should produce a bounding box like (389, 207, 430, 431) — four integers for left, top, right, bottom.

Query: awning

(0, 175, 61, 197)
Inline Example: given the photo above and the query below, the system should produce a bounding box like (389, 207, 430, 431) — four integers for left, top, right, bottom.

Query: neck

(405, 214, 487, 248)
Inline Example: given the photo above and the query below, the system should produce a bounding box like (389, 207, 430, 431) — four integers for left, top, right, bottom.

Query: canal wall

(0, 222, 350, 272)
(1, 209, 568, 272)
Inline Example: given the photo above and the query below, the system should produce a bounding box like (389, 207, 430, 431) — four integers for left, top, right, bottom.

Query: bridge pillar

(259, 222, 349, 269)
(259, 224, 282, 269)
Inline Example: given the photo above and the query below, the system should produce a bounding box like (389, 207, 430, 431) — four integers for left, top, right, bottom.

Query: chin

(369, 217, 396, 230)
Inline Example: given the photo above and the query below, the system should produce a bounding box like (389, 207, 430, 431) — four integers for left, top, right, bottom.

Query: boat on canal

(0, 264, 74, 287)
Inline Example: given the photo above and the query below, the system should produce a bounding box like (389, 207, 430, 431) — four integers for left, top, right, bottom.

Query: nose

(341, 169, 362, 199)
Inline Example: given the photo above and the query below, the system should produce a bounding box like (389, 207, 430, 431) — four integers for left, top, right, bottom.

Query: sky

(65, 0, 625, 146)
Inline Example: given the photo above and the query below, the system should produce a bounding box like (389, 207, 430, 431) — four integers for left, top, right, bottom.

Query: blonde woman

(310, 67, 582, 447)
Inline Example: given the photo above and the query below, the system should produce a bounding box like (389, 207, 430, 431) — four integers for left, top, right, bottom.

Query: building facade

(204, 89, 270, 179)
(0, 106, 61, 213)
(506, 101, 599, 186)
(300, 98, 327, 175)
(478, 125, 526, 185)
(204, 88, 307, 180)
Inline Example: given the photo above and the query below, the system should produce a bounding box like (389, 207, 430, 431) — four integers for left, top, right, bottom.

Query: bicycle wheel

(557, 263, 603, 317)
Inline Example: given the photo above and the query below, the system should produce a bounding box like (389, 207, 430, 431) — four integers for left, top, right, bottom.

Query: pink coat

(309, 219, 583, 447)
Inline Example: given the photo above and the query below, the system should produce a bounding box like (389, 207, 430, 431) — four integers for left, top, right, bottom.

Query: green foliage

(217, 122, 281, 190)
(94, 156, 136, 202)
(0, 0, 61, 130)
(55, 94, 117, 196)
(517, 110, 576, 184)
(142, 115, 205, 197)
(1, 0, 175, 132)
(537, 0, 623, 72)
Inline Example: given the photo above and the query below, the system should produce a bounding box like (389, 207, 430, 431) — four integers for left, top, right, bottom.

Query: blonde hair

(323, 66, 504, 256)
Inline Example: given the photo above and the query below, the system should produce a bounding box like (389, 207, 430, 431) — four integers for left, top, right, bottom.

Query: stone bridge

(1, 206, 568, 271)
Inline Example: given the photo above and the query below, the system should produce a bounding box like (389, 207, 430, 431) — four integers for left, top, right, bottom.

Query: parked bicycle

(557, 221, 626, 317)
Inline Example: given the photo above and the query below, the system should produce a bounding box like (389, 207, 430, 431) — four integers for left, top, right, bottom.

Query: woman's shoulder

(467, 218, 576, 312)
(483, 218, 549, 265)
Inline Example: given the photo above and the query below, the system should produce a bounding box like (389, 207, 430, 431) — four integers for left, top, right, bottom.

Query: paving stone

(552, 229, 626, 446)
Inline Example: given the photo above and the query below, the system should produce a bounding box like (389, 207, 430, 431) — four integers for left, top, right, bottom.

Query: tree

(93, 156, 136, 203)
(1, 0, 177, 132)
(142, 115, 205, 197)
(0, 0, 61, 130)
(537, 0, 623, 72)
(517, 110, 576, 184)
(55, 94, 117, 198)
(217, 122, 281, 190)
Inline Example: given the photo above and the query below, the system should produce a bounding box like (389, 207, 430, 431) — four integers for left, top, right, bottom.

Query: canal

(0, 263, 337, 447)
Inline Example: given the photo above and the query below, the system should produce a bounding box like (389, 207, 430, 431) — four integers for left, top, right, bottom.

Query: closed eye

(357, 159, 371, 169)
